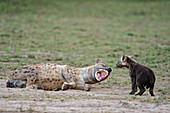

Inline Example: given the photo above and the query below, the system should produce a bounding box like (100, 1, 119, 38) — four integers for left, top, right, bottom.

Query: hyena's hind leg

(149, 83, 155, 96)
(26, 73, 39, 89)
(135, 85, 146, 96)
(6, 79, 26, 88)
(7, 66, 37, 89)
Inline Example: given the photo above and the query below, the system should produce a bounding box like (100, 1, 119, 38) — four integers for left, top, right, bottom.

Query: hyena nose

(108, 68, 112, 73)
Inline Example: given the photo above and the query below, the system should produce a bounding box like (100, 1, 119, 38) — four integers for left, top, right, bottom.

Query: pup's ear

(94, 58, 102, 64)
(121, 55, 125, 62)
(129, 55, 133, 59)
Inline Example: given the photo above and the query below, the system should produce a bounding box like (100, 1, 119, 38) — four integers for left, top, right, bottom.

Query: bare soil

(0, 79, 169, 113)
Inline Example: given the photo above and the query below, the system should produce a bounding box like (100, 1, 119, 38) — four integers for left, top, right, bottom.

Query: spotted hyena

(6, 58, 112, 91)
(116, 55, 156, 96)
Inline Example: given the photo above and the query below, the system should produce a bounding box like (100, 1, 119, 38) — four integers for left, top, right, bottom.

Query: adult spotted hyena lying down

(6, 58, 112, 91)
(116, 55, 156, 96)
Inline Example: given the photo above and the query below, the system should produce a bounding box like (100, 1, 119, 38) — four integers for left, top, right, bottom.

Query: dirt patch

(0, 79, 169, 113)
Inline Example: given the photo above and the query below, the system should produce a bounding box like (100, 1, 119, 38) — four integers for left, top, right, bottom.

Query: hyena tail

(6, 79, 26, 88)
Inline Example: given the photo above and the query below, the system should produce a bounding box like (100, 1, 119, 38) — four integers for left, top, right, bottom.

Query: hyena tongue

(101, 71, 107, 77)
(98, 72, 107, 80)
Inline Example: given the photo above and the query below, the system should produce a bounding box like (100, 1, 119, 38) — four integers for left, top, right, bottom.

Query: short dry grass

(0, 0, 169, 103)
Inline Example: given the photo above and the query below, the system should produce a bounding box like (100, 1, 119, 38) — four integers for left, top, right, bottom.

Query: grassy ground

(0, 0, 170, 104)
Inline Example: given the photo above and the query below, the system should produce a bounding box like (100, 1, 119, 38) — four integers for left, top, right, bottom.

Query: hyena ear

(129, 55, 133, 59)
(121, 55, 126, 62)
(94, 58, 102, 64)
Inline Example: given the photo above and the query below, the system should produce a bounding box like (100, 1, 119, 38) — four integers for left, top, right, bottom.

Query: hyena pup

(116, 55, 156, 96)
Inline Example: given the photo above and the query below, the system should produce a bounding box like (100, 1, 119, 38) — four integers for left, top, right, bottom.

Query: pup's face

(116, 55, 134, 68)
(92, 58, 112, 82)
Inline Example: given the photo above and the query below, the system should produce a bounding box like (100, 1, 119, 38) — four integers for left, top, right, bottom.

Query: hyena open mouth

(95, 69, 109, 81)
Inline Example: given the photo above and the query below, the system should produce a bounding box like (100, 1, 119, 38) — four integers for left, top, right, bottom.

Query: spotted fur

(7, 59, 112, 91)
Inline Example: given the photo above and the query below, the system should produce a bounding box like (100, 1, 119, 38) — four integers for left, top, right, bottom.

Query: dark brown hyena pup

(116, 55, 156, 96)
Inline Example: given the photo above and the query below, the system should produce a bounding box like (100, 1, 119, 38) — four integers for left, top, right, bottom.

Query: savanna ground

(0, 0, 169, 112)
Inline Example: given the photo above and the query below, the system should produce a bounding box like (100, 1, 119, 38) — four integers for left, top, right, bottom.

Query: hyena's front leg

(62, 81, 90, 91)
(75, 83, 90, 91)
(61, 82, 77, 90)
(129, 77, 137, 95)
(84, 84, 90, 91)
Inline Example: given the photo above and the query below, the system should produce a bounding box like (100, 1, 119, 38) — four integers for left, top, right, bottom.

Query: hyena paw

(135, 93, 140, 96)
(84, 84, 90, 91)
(26, 85, 38, 89)
(129, 91, 135, 95)
(14, 80, 26, 88)
(135, 92, 143, 96)
(61, 84, 69, 90)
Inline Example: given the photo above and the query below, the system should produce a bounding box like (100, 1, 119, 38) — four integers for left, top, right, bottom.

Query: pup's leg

(149, 83, 155, 96)
(61, 82, 77, 90)
(129, 77, 137, 95)
(135, 85, 146, 96)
